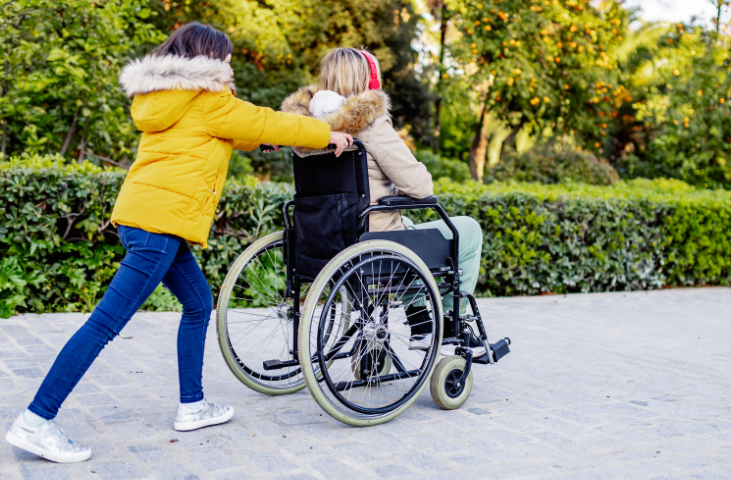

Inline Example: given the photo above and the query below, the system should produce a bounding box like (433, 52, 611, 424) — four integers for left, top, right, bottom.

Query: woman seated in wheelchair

(281, 48, 486, 357)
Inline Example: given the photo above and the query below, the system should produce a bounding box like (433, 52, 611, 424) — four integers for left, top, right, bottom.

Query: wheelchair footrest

(473, 337, 511, 365)
(263, 359, 299, 371)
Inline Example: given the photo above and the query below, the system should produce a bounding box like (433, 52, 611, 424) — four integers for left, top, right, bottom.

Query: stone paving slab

(1, 287, 730, 479)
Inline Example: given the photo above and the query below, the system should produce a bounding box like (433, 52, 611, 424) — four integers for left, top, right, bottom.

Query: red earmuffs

(360, 50, 381, 90)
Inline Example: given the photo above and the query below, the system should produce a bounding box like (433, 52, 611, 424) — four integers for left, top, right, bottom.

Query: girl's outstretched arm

(203, 89, 331, 151)
(262, 132, 353, 156)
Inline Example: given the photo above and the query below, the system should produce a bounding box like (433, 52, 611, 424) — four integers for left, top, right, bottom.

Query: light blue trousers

(402, 216, 483, 314)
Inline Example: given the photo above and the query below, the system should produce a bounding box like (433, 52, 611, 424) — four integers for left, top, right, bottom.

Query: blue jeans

(28, 226, 214, 420)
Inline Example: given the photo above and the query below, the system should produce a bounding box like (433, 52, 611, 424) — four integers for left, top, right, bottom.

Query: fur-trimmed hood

(119, 54, 236, 97)
(281, 85, 390, 155)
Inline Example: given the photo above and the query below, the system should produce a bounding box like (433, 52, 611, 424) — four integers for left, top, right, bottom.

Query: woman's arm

(204, 89, 331, 149)
(372, 116, 434, 198)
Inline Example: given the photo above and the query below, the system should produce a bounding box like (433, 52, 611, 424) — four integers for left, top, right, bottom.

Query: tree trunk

(468, 101, 489, 182)
(60, 108, 81, 156)
(433, 2, 448, 154)
(77, 116, 91, 163)
(717, 1, 723, 34)
(1, 60, 9, 156)
(499, 119, 526, 162)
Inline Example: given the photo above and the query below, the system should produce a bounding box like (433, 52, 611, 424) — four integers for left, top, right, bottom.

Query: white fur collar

(119, 54, 235, 97)
(281, 84, 390, 157)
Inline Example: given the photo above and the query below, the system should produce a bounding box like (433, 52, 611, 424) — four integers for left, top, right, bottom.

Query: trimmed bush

(2, 154, 730, 317)
(485, 143, 620, 186)
(425, 178, 731, 295)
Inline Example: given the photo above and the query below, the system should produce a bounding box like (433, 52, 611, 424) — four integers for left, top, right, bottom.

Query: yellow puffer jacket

(111, 54, 331, 247)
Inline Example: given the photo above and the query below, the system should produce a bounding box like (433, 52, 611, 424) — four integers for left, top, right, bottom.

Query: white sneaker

(409, 333, 433, 351)
(174, 398, 234, 432)
(5, 414, 91, 463)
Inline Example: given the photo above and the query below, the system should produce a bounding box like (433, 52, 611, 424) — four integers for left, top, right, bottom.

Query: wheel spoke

(218, 236, 304, 391)
(304, 248, 441, 422)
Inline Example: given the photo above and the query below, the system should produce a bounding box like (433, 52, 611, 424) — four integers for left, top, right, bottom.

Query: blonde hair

(318, 47, 382, 97)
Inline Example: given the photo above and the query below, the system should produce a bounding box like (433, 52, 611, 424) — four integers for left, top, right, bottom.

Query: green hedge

(485, 143, 620, 186)
(2, 154, 730, 317)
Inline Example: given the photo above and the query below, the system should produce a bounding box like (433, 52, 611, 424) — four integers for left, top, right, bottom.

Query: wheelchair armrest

(377, 195, 438, 207)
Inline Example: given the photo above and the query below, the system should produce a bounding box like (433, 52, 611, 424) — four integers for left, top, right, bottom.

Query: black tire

(430, 355, 473, 410)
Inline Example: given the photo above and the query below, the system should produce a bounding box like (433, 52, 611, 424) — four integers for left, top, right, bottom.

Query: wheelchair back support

(290, 141, 371, 279)
(288, 140, 456, 282)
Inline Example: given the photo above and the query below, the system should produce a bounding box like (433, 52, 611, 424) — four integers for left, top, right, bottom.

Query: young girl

(5, 23, 352, 463)
(280, 47, 485, 354)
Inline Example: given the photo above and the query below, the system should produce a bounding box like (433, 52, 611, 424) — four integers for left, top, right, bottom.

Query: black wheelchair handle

(260, 143, 337, 152)
(259, 144, 276, 153)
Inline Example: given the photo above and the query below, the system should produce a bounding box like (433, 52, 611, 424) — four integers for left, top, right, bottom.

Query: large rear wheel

(216, 232, 304, 395)
(299, 240, 442, 426)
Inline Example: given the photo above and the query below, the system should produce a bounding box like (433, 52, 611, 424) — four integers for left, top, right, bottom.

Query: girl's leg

(27, 227, 182, 420)
(161, 242, 234, 431)
(160, 241, 214, 404)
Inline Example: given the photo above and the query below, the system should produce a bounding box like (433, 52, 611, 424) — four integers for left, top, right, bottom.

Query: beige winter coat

(281, 85, 434, 232)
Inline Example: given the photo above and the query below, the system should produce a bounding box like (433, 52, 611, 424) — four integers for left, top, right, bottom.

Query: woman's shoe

(174, 398, 234, 432)
(408, 333, 433, 351)
(5, 414, 91, 463)
(406, 304, 434, 351)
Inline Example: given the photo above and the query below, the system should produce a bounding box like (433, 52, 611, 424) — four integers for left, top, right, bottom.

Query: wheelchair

(216, 140, 511, 426)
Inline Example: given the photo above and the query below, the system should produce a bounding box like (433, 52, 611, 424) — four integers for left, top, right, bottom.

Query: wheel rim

(304, 248, 441, 420)
(444, 368, 466, 398)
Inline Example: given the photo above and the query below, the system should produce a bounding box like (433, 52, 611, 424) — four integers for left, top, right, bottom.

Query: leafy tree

(0, 0, 166, 161)
(616, 22, 731, 188)
(153, 0, 432, 179)
(445, 0, 628, 181)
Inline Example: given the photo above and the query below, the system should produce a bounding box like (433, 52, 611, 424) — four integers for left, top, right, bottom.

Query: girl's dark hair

(153, 22, 233, 61)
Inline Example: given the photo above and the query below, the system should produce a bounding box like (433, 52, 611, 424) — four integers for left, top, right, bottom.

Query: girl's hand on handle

(329, 131, 353, 157)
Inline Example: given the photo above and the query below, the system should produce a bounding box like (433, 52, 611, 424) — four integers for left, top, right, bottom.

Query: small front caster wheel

(430, 355, 473, 410)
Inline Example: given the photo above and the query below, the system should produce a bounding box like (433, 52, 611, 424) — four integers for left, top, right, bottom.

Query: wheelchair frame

(217, 140, 510, 425)
(275, 141, 507, 386)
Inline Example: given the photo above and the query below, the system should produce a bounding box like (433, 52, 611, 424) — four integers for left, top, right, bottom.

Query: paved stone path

(1, 288, 730, 480)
